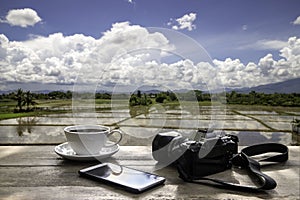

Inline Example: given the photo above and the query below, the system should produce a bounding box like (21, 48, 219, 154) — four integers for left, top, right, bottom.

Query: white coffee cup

(64, 125, 122, 155)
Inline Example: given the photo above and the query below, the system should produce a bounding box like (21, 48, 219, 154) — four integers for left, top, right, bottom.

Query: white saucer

(54, 142, 119, 161)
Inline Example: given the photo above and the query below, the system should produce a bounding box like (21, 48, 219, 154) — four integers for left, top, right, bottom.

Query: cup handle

(105, 129, 122, 147)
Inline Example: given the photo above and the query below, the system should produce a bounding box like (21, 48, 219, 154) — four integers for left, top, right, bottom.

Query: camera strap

(177, 143, 288, 191)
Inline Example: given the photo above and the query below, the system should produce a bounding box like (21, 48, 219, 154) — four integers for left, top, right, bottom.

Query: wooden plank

(0, 183, 299, 200)
(0, 146, 299, 199)
(0, 162, 298, 187)
(0, 146, 154, 166)
(0, 146, 299, 166)
(0, 185, 266, 200)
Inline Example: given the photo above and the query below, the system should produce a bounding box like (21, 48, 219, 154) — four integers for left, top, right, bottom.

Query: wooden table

(0, 145, 299, 200)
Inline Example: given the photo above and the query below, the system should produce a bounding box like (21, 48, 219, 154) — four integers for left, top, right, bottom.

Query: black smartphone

(79, 163, 166, 194)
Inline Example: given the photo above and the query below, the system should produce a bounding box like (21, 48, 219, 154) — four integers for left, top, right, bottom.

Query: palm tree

(13, 88, 25, 112)
(24, 91, 37, 111)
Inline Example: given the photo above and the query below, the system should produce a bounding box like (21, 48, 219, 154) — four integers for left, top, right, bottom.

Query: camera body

(152, 129, 239, 178)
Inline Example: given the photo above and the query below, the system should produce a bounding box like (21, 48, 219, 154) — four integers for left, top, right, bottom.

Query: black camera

(152, 129, 239, 179)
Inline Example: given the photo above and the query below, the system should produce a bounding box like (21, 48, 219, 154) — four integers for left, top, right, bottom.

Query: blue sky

(0, 0, 300, 91)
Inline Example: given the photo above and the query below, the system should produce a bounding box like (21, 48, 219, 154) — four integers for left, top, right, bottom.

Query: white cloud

(238, 39, 287, 50)
(242, 25, 248, 31)
(1, 8, 42, 27)
(259, 40, 288, 50)
(213, 37, 300, 88)
(0, 22, 299, 91)
(292, 16, 300, 25)
(127, 0, 134, 4)
(168, 13, 197, 31)
(0, 22, 174, 87)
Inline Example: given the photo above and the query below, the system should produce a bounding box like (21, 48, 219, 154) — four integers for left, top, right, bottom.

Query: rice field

(0, 101, 299, 146)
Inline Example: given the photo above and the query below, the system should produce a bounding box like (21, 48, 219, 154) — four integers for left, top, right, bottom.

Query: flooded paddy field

(0, 104, 299, 146)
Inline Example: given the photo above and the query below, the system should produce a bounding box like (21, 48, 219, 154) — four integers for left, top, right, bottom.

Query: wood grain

(0, 145, 299, 199)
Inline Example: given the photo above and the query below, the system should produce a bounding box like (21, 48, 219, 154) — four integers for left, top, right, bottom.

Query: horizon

(1, 77, 299, 95)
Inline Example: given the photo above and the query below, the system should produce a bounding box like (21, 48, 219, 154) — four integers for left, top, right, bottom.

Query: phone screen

(79, 163, 165, 193)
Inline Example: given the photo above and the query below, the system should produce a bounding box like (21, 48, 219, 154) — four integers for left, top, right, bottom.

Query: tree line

(1, 89, 300, 113)
(129, 90, 300, 107)
(226, 91, 300, 107)
(1, 90, 73, 101)
(0, 89, 73, 113)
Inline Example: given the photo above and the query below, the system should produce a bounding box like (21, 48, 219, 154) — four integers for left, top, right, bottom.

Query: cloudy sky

(0, 0, 300, 92)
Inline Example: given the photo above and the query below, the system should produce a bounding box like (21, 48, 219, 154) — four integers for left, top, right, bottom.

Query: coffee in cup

(64, 125, 122, 155)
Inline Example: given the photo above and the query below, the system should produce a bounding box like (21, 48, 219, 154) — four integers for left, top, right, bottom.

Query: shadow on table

(153, 165, 274, 199)
(54, 155, 277, 198)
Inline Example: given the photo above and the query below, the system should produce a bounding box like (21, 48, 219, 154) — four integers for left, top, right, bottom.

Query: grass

(231, 110, 276, 131)
(0, 99, 72, 120)
(226, 104, 300, 113)
(35, 99, 72, 107)
(95, 99, 112, 104)
(0, 112, 37, 120)
(0, 109, 73, 120)
(1, 98, 300, 121)
(0, 99, 114, 120)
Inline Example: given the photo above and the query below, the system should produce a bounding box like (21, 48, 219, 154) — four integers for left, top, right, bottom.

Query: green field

(0, 98, 299, 145)
(1, 98, 300, 120)
(0, 99, 70, 120)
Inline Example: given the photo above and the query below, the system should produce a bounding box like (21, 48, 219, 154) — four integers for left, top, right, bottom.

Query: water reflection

(235, 131, 292, 146)
(16, 117, 39, 136)
(0, 125, 66, 144)
(0, 124, 295, 146)
(292, 133, 300, 145)
(0, 106, 298, 145)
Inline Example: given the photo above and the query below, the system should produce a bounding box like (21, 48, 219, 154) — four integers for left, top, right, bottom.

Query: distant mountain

(138, 78, 300, 94)
(230, 78, 300, 94)
(1, 78, 299, 95)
